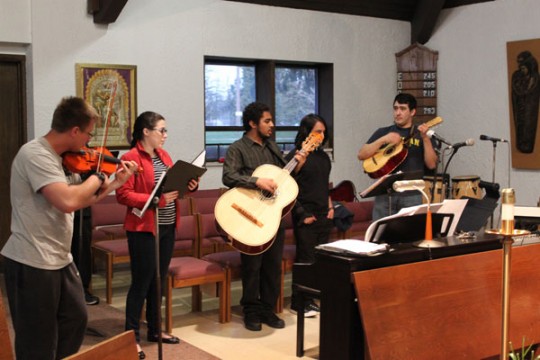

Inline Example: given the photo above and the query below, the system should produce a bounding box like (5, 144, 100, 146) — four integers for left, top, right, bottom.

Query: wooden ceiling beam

(410, 0, 445, 44)
(88, 0, 129, 24)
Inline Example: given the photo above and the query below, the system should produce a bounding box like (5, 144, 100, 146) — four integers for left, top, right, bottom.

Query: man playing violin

(1, 96, 138, 360)
(357, 93, 438, 220)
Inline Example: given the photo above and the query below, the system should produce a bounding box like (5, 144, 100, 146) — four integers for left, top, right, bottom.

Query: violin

(62, 146, 123, 176)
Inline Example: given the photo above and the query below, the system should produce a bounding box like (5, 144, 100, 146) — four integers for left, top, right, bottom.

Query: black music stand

(367, 213, 454, 244)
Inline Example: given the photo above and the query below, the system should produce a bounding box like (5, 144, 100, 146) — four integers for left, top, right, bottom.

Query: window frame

(204, 56, 333, 162)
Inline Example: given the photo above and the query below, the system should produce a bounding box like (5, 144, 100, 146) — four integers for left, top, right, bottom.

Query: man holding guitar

(222, 102, 306, 331)
(358, 93, 438, 220)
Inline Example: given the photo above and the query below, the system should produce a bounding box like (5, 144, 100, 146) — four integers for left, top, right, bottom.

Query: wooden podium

(353, 242, 540, 359)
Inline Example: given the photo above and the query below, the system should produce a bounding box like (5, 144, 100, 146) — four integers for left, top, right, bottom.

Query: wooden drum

(451, 175, 482, 199)
(423, 175, 446, 203)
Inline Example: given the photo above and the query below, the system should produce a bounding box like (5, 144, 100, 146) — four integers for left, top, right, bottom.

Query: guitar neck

(284, 148, 309, 174)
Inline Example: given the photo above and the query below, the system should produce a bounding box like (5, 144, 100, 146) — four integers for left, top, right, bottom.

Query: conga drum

(451, 175, 482, 199)
(423, 175, 446, 203)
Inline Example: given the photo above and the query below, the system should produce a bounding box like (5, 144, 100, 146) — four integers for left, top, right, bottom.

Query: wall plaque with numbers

(396, 43, 438, 124)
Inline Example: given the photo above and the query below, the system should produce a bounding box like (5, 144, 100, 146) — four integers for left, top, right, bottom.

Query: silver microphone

(426, 129, 451, 146)
(393, 180, 426, 192)
(451, 138, 475, 149)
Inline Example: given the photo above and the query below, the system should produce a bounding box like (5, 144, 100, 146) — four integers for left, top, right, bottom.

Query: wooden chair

(63, 331, 138, 360)
(0, 288, 14, 360)
(191, 196, 219, 215)
(165, 213, 229, 333)
(92, 238, 130, 304)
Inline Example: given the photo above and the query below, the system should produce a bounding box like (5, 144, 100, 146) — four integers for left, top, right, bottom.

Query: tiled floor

(92, 265, 320, 360)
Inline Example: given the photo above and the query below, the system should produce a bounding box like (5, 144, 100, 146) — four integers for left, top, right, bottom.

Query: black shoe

(260, 312, 285, 329)
(243, 313, 262, 331)
(85, 292, 100, 306)
(147, 333, 181, 344)
(138, 350, 146, 359)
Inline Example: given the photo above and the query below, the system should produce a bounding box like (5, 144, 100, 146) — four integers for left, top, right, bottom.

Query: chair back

(330, 180, 359, 202)
(176, 214, 200, 257)
(191, 196, 219, 214)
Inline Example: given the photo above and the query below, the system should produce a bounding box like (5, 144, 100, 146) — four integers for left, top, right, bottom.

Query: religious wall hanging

(75, 63, 137, 149)
(507, 39, 540, 169)
(396, 43, 438, 125)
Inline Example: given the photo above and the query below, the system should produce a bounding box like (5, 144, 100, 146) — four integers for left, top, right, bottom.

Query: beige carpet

(1, 276, 219, 360)
(84, 301, 220, 360)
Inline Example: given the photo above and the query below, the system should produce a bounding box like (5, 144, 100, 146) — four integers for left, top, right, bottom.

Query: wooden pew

(64, 330, 138, 360)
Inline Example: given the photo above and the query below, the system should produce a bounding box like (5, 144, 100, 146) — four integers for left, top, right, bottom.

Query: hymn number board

(396, 43, 439, 124)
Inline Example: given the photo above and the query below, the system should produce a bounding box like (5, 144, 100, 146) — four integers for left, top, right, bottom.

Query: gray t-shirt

(1, 137, 74, 270)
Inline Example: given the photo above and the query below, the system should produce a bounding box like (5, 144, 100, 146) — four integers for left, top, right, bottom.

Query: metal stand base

(413, 239, 446, 248)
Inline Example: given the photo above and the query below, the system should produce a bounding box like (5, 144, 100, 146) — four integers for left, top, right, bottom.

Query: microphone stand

(488, 140, 499, 229)
(151, 193, 164, 360)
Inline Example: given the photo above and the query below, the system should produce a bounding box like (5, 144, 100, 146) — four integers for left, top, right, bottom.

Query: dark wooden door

(0, 55, 27, 263)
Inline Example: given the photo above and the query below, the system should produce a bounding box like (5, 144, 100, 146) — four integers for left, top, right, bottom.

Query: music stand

(359, 170, 423, 198)
(367, 213, 454, 244)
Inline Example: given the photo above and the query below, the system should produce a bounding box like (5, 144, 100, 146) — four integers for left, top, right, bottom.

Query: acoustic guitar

(214, 132, 323, 255)
(362, 117, 443, 179)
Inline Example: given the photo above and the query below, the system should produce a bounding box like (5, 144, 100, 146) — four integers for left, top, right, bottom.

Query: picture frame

(75, 63, 137, 149)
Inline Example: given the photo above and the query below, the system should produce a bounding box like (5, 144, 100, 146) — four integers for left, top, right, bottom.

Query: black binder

(162, 160, 207, 197)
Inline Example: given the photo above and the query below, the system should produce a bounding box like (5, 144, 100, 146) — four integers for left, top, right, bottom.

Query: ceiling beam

(410, 0, 445, 44)
(88, 0, 129, 24)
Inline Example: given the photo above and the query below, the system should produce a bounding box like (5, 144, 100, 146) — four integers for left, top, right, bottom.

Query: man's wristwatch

(93, 172, 105, 185)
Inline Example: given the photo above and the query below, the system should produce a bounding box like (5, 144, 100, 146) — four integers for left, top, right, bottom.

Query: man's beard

(257, 128, 270, 140)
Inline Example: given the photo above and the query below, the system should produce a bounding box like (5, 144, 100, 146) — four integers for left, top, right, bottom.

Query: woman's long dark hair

(130, 111, 165, 148)
(294, 113, 329, 150)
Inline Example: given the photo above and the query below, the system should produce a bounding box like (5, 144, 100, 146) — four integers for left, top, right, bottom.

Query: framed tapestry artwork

(75, 63, 137, 149)
(507, 39, 540, 169)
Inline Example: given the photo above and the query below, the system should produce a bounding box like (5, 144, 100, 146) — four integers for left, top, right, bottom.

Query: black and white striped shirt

(153, 156, 176, 225)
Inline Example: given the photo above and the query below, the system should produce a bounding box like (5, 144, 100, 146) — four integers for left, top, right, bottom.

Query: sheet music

(132, 171, 167, 218)
(318, 239, 389, 256)
(191, 150, 206, 168)
(364, 199, 467, 242)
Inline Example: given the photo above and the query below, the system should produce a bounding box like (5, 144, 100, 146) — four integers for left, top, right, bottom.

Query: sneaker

(289, 306, 317, 318)
(85, 292, 100, 305)
(306, 301, 320, 313)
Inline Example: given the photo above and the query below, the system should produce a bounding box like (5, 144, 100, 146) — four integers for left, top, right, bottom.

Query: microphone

(426, 129, 451, 146)
(451, 139, 475, 150)
(480, 134, 508, 143)
(393, 179, 426, 192)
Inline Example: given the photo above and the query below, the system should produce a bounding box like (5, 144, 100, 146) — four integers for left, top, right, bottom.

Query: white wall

(425, 0, 540, 205)
(3, 0, 539, 206)
(0, 0, 31, 43)
(25, 0, 409, 191)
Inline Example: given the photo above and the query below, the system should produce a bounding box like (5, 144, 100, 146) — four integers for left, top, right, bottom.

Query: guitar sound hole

(384, 146, 395, 155)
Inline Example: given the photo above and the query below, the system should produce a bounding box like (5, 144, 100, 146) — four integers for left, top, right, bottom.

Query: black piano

(292, 234, 502, 359)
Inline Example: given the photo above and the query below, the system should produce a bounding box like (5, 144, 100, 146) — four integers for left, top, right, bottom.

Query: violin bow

(96, 80, 118, 173)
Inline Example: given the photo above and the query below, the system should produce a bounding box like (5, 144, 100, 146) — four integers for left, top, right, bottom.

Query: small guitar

(214, 132, 323, 255)
(362, 117, 443, 179)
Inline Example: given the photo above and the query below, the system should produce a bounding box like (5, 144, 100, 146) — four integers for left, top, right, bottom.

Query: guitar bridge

(231, 203, 264, 227)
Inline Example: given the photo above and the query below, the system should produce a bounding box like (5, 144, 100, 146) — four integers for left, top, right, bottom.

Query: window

(204, 58, 333, 162)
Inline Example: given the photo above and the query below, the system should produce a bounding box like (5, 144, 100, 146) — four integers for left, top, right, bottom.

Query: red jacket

(116, 142, 180, 234)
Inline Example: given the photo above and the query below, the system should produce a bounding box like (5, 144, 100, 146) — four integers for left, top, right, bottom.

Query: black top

(286, 148, 332, 224)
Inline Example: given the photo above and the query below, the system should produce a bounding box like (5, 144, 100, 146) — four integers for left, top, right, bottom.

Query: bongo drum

(451, 175, 482, 199)
(423, 175, 446, 203)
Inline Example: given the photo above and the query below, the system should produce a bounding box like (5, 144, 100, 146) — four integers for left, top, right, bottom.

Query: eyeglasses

(152, 128, 168, 135)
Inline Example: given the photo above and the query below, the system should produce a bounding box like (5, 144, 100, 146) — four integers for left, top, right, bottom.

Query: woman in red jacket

(116, 111, 198, 359)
